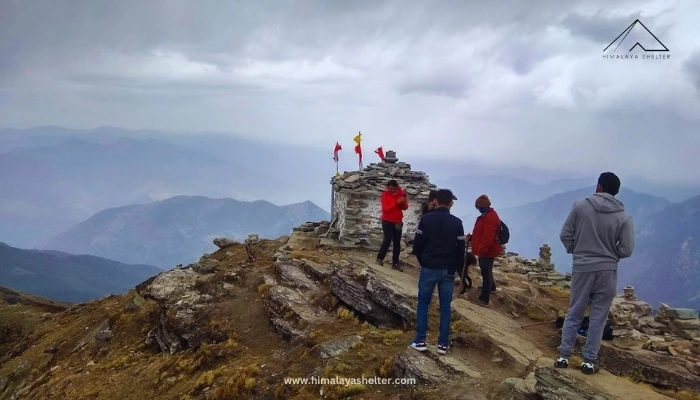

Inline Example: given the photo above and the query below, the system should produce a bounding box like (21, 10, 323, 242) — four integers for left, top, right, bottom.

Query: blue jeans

(413, 267, 455, 346)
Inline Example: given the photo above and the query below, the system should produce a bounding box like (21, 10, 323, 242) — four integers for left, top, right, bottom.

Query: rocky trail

(1, 223, 699, 399)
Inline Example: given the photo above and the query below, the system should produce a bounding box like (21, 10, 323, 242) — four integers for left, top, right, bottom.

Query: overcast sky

(1, 0, 699, 184)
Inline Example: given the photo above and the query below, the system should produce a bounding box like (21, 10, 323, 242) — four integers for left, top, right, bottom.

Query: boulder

(320, 336, 362, 359)
(213, 238, 237, 249)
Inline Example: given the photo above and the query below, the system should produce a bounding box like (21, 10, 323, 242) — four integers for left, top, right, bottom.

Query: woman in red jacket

(376, 180, 409, 271)
(470, 194, 502, 307)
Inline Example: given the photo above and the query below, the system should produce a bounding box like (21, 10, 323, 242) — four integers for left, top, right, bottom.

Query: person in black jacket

(420, 190, 439, 216)
(410, 189, 465, 355)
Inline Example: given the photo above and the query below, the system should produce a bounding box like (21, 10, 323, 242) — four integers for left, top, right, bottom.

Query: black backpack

(498, 221, 510, 244)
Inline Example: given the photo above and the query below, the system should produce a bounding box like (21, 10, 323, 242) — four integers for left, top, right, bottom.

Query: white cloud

(1, 0, 699, 183)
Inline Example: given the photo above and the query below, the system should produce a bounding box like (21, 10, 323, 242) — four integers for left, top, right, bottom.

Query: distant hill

(438, 174, 700, 220)
(0, 242, 161, 303)
(0, 285, 71, 310)
(489, 187, 671, 272)
(43, 196, 330, 267)
(619, 195, 700, 310)
(437, 175, 593, 218)
(0, 136, 286, 247)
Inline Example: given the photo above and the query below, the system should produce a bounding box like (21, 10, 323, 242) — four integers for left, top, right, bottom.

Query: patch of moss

(257, 283, 271, 293)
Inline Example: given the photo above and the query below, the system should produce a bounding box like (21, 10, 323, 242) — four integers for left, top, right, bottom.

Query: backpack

(498, 220, 510, 244)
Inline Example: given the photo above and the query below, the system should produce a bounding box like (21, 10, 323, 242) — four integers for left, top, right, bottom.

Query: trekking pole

(520, 319, 557, 329)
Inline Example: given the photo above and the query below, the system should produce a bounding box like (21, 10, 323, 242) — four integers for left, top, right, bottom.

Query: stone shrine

(327, 151, 437, 246)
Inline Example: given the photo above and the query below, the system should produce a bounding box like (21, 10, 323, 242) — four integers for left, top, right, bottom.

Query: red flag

(374, 146, 384, 160)
(333, 142, 342, 162)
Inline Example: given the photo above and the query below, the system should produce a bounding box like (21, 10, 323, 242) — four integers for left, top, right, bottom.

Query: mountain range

(0, 136, 286, 247)
(618, 195, 700, 310)
(493, 187, 672, 272)
(43, 195, 330, 267)
(4, 126, 700, 249)
(0, 242, 161, 303)
(473, 186, 700, 309)
(3, 126, 700, 309)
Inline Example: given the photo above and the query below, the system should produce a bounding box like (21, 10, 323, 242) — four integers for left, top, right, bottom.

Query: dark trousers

(478, 257, 496, 303)
(377, 219, 402, 265)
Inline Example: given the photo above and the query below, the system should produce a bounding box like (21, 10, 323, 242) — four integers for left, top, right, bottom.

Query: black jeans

(478, 257, 496, 303)
(377, 219, 402, 265)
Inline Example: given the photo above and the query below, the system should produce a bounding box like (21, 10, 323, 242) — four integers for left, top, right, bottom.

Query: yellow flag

(353, 132, 361, 145)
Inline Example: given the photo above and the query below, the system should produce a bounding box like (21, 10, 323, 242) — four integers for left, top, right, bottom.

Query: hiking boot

(410, 341, 428, 352)
(478, 286, 497, 294)
(437, 344, 449, 355)
(376, 258, 384, 266)
(470, 298, 489, 308)
(580, 361, 600, 375)
(554, 356, 569, 369)
(392, 263, 403, 272)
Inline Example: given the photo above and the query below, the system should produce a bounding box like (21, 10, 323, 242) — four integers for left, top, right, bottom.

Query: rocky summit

(1, 222, 699, 400)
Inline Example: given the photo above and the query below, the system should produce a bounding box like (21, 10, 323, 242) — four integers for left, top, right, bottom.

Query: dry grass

(290, 250, 330, 265)
(212, 364, 260, 400)
(623, 375, 700, 400)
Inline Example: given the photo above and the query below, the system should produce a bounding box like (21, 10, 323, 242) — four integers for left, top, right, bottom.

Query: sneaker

(392, 263, 404, 272)
(410, 341, 428, 352)
(580, 361, 599, 375)
(437, 344, 449, 355)
(376, 258, 383, 266)
(470, 298, 489, 308)
(554, 356, 569, 369)
(477, 286, 497, 294)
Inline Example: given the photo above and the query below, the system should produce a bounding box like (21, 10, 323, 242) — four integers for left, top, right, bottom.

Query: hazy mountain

(436, 174, 593, 217)
(44, 196, 330, 267)
(0, 242, 161, 303)
(619, 195, 700, 310)
(489, 187, 671, 272)
(0, 136, 287, 247)
(438, 174, 699, 219)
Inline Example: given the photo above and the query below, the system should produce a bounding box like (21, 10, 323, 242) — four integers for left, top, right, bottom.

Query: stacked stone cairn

(503, 244, 572, 288)
(608, 286, 649, 350)
(190, 253, 219, 274)
(654, 303, 700, 340)
(293, 221, 330, 236)
(328, 150, 436, 245)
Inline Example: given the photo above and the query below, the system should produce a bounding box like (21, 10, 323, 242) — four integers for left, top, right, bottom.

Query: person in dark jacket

(470, 194, 502, 308)
(410, 189, 465, 355)
(376, 180, 409, 271)
(420, 190, 439, 216)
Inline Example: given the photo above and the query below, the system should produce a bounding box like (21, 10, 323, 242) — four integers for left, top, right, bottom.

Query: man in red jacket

(376, 179, 409, 271)
(469, 194, 502, 307)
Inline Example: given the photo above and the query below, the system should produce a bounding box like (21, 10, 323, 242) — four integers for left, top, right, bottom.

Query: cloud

(1, 0, 699, 185)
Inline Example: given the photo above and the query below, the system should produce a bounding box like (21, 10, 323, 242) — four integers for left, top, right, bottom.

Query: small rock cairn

(503, 245, 571, 288)
(655, 303, 700, 340)
(606, 286, 700, 375)
(294, 221, 330, 236)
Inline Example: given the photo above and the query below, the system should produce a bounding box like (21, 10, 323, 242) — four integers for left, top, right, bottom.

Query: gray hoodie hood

(586, 193, 625, 213)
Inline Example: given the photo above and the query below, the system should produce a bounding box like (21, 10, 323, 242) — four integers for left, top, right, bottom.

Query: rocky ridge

(0, 222, 697, 399)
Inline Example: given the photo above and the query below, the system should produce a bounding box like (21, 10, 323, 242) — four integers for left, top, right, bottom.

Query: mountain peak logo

(604, 19, 669, 52)
(602, 19, 670, 61)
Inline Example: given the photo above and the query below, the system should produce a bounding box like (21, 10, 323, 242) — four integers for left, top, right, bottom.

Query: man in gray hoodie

(554, 172, 634, 374)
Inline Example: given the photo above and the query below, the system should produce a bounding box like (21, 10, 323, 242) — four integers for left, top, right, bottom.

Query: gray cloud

(1, 0, 699, 184)
(561, 11, 644, 44)
(683, 50, 700, 93)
